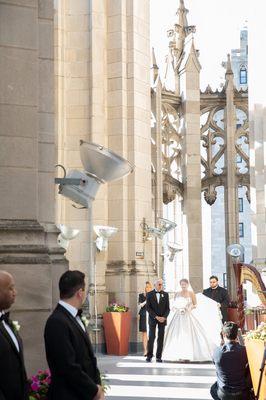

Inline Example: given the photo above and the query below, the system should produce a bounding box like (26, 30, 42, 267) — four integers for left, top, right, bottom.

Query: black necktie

(0, 312, 10, 324)
(77, 309, 83, 318)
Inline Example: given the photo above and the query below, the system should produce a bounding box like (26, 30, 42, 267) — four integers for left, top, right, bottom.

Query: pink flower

(31, 382, 40, 391)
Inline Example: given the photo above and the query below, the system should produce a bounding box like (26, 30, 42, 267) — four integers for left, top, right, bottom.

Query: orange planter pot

(103, 311, 131, 356)
(227, 308, 238, 323)
(245, 339, 266, 400)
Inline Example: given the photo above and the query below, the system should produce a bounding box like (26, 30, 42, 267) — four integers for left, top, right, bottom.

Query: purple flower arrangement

(29, 369, 51, 400)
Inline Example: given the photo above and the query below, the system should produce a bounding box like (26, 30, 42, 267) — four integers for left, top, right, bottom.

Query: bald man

(0, 271, 28, 400)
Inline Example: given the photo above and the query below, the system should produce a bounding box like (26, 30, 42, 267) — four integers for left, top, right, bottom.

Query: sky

(150, 0, 250, 90)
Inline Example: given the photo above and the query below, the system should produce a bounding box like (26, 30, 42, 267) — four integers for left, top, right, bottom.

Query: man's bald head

(0, 271, 16, 310)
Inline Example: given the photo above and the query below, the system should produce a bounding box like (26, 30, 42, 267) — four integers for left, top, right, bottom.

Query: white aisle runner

(98, 355, 216, 400)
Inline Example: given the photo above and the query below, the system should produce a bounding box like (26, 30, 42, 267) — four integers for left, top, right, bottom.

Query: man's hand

(156, 316, 166, 323)
(93, 385, 105, 400)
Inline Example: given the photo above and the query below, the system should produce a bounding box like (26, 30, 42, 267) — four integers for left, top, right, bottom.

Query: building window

(239, 222, 244, 237)
(236, 154, 242, 163)
(239, 198, 243, 212)
(240, 67, 247, 84)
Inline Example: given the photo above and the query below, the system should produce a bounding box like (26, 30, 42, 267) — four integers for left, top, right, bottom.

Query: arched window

(240, 66, 247, 84)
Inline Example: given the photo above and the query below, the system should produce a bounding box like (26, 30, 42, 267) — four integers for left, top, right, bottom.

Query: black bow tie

(77, 309, 83, 318)
(0, 312, 10, 324)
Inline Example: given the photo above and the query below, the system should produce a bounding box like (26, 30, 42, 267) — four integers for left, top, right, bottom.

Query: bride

(162, 278, 222, 362)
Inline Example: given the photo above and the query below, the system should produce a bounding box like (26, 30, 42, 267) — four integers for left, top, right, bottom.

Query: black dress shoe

(146, 357, 152, 362)
(156, 358, 162, 363)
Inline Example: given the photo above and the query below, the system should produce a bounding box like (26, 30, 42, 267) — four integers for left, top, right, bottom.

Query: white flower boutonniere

(81, 315, 89, 328)
(161, 294, 164, 298)
(12, 320, 21, 333)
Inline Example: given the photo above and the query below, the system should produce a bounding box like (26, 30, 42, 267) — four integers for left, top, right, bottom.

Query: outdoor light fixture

(141, 217, 177, 241)
(55, 141, 133, 319)
(167, 242, 183, 262)
(57, 224, 80, 250)
(226, 243, 244, 260)
(94, 225, 118, 251)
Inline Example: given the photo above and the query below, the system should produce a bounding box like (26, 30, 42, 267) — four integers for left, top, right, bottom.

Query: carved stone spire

(225, 53, 233, 75)
(177, 0, 189, 31)
(167, 0, 196, 66)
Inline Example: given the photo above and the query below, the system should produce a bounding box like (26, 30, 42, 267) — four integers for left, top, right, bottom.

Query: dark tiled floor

(98, 355, 216, 399)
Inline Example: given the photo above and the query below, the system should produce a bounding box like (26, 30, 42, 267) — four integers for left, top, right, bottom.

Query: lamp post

(55, 141, 133, 320)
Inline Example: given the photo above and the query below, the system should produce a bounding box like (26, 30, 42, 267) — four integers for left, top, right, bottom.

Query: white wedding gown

(162, 293, 222, 362)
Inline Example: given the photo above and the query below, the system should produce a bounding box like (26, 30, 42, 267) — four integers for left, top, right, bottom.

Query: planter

(245, 339, 266, 400)
(103, 311, 131, 355)
(245, 314, 255, 331)
(227, 307, 238, 323)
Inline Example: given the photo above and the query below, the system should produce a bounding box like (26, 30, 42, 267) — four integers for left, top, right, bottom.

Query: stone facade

(0, 0, 68, 374)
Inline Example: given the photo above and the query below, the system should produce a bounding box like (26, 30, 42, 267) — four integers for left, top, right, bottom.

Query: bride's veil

(192, 291, 223, 346)
(173, 281, 222, 347)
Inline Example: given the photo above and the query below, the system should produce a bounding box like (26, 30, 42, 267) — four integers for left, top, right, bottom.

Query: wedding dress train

(162, 293, 222, 362)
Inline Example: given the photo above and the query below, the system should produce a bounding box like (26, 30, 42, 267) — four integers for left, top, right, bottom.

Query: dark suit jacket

(0, 321, 28, 400)
(203, 286, 230, 321)
(213, 342, 249, 393)
(44, 304, 101, 400)
(138, 293, 146, 316)
(146, 290, 170, 325)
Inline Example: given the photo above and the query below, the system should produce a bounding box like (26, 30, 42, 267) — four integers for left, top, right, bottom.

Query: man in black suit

(146, 278, 170, 363)
(44, 270, 104, 400)
(211, 322, 251, 400)
(0, 271, 28, 400)
(203, 275, 230, 323)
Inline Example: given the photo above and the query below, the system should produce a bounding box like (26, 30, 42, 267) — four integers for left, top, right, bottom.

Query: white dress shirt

(59, 300, 85, 332)
(0, 311, 20, 352)
(156, 291, 161, 304)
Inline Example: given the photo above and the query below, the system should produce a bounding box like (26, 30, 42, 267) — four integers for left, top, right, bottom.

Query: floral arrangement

(29, 369, 109, 398)
(29, 369, 51, 400)
(228, 301, 238, 309)
(245, 305, 266, 315)
(106, 303, 129, 313)
(246, 321, 266, 341)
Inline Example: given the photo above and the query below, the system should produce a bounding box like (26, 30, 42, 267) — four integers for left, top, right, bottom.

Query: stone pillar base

(0, 219, 68, 374)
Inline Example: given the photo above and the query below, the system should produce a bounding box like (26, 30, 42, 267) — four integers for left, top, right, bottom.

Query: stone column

(0, 0, 67, 373)
(179, 34, 203, 292)
(249, 3, 266, 267)
(151, 77, 163, 276)
(224, 56, 238, 298)
(106, 0, 155, 349)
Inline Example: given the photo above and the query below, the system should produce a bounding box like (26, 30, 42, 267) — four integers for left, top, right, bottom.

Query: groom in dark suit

(0, 271, 28, 400)
(44, 270, 104, 400)
(146, 278, 170, 363)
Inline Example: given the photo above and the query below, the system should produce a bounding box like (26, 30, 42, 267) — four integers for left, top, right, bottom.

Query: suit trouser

(210, 382, 250, 400)
(147, 320, 165, 359)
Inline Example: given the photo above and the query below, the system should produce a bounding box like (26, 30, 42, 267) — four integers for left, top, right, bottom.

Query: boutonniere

(11, 320, 21, 333)
(161, 294, 164, 298)
(81, 315, 89, 328)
